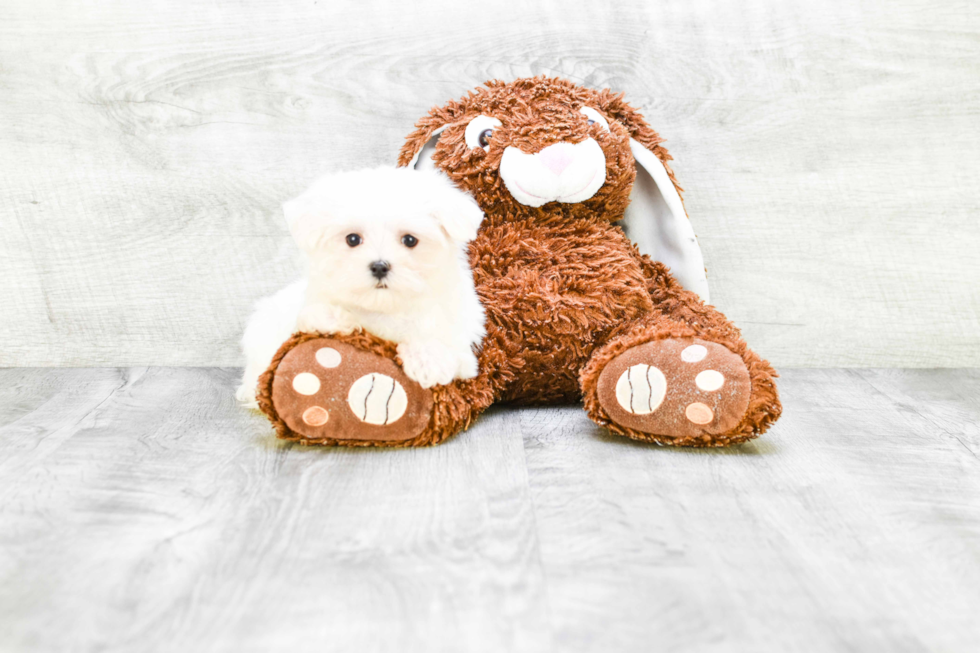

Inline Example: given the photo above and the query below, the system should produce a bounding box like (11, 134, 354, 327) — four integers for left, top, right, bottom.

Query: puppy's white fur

(236, 167, 485, 407)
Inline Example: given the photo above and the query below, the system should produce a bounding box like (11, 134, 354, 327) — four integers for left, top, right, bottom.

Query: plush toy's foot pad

(271, 338, 433, 443)
(596, 338, 751, 438)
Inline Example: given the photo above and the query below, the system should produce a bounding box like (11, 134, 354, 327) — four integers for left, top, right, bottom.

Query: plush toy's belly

(471, 219, 654, 404)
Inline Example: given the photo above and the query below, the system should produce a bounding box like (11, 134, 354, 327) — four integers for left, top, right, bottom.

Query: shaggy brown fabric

(262, 76, 781, 447)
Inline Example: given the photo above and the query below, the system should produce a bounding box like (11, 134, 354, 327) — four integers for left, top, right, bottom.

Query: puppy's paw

(296, 303, 354, 335)
(235, 383, 259, 409)
(455, 351, 480, 380)
(397, 341, 458, 389)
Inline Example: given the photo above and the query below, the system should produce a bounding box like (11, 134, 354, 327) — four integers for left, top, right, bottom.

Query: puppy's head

(284, 167, 483, 313)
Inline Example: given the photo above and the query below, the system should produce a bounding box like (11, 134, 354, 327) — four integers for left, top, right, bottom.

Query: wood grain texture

(1, 367, 979, 652)
(0, 368, 550, 653)
(0, 0, 978, 367)
(521, 369, 980, 652)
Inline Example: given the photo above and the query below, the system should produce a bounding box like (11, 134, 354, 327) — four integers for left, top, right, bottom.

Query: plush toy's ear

(598, 93, 710, 302)
(625, 140, 710, 302)
(397, 114, 449, 170)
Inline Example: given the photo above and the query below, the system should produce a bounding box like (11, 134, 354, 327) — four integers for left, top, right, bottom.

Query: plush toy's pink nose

(537, 143, 575, 176)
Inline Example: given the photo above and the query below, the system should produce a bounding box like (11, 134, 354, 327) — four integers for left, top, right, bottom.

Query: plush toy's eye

(346, 233, 362, 247)
(401, 234, 418, 248)
(579, 107, 610, 132)
(465, 114, 502, 151)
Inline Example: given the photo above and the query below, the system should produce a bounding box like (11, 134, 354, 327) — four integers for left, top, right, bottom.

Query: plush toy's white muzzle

(499, 138, 607, 207)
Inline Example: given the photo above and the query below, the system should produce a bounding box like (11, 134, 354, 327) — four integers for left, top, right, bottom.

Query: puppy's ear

(283, 197, 325, 253)
(429, 183, 484, 243)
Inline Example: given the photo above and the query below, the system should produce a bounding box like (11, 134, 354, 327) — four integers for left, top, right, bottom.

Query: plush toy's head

(398, 76, 710, 301)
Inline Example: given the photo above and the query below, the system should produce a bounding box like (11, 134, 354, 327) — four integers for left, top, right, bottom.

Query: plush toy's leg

(256, 331, 498, 447)
(580, 257, 781, 447)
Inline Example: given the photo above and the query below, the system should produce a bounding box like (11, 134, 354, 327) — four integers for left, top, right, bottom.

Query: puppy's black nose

(369, 260, 390, 280)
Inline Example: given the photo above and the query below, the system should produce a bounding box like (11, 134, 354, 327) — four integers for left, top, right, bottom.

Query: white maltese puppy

(236, 167, 486, 407)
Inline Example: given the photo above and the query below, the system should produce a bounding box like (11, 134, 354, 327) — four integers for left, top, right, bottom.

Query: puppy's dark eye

(401, 234, 418, 248)
(586, 119, 596, 126)
(345, 234, 362, 247)
(478, 129, 493, 148)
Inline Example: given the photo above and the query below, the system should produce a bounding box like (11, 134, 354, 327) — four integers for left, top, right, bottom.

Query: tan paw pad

(695, 370, 725, 392)
(347, 373, 408, 425)
(302, 406, 329, 426)
(292, 372, 320, 395)
(681, 344, 707, 362)
(615, 364, 667, 415)
(315, 347, 342, 368)
(685, 402, 714, 424)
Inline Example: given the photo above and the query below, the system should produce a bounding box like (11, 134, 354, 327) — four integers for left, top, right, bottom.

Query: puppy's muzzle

(369, 260, 391, 280)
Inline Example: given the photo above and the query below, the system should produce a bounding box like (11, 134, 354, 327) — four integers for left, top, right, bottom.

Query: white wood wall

(1, 0, 977, 367)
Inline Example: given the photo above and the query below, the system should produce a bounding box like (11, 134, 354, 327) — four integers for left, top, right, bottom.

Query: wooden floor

(1, 368, 979, 652)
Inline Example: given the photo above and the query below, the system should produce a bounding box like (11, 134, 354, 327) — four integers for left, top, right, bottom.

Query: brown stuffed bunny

(258, 77, 781, 447)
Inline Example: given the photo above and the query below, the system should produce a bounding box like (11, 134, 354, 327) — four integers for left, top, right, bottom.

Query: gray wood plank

(0, 368, 550, 653)
(520, 368, 980, 652)
(2, 368, 980, 652)
(1, 0, 978, 367)
(853, 368, 980, 459)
